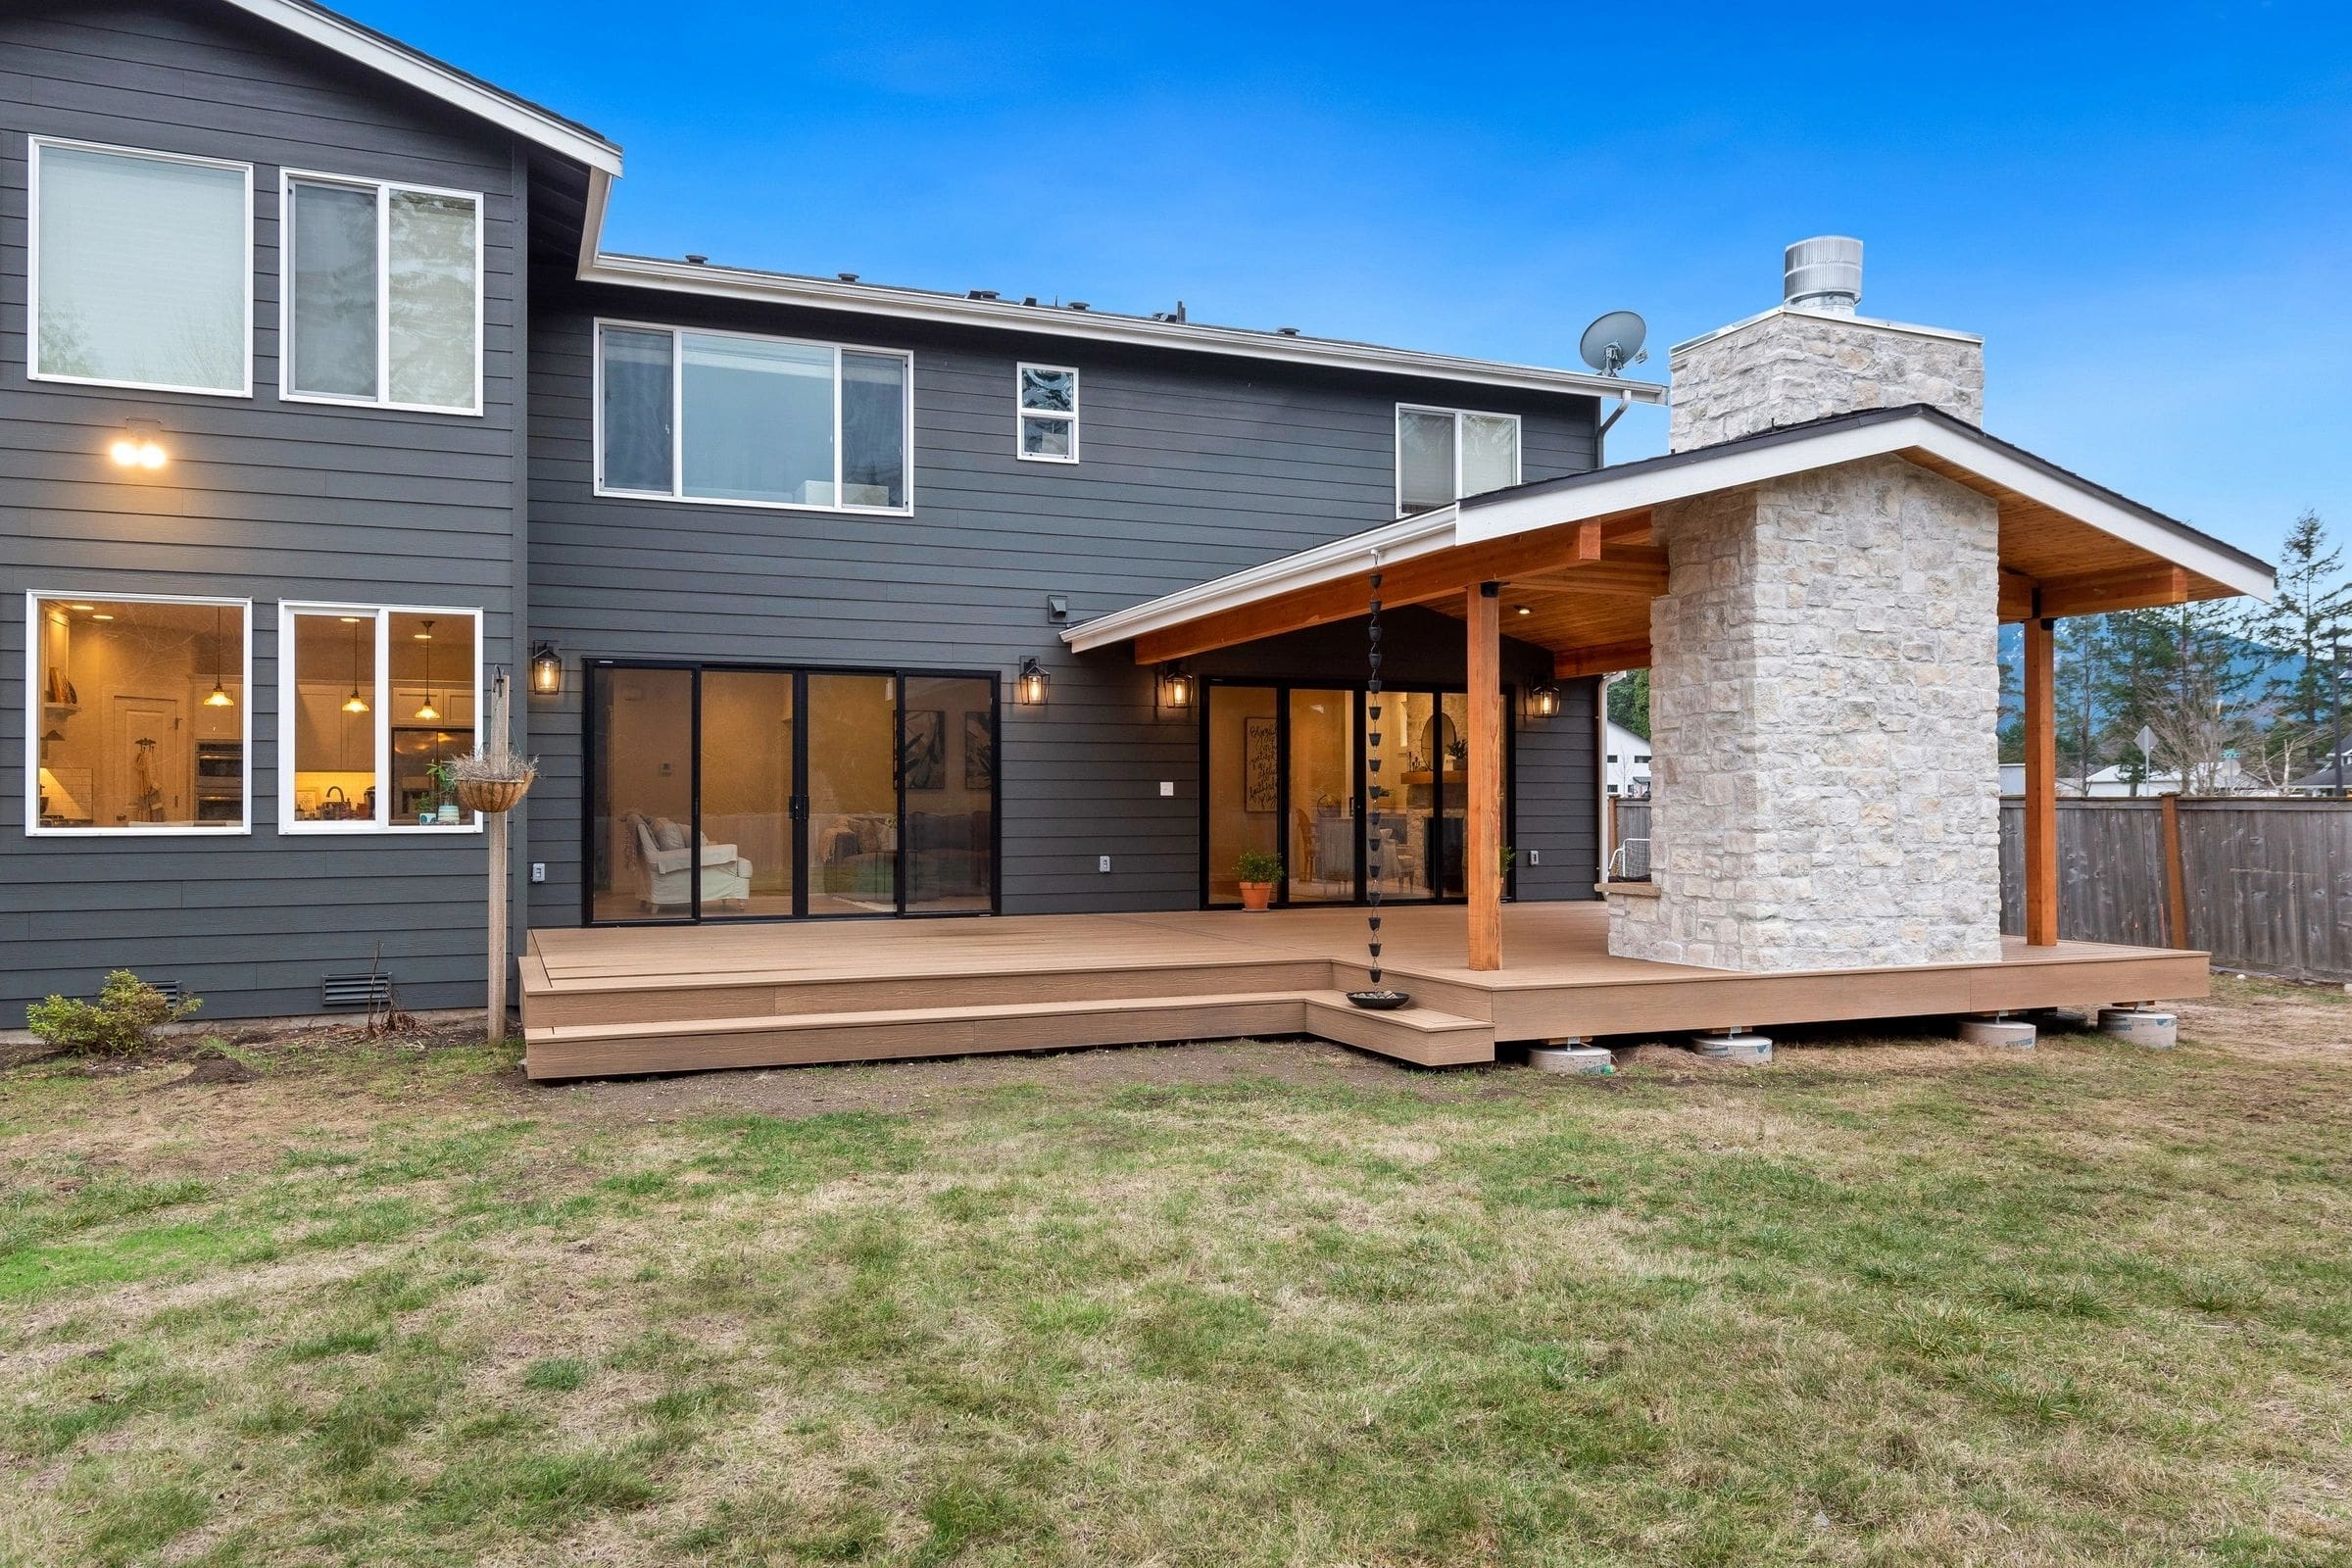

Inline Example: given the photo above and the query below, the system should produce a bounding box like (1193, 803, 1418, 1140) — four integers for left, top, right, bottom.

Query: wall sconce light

(529, 642, 564, 696)
(108, 418, 168, 471)
(1016, 657, 1050, 706)
(1157, 662, 1195, 713)
(1526, 682, 1560, 719)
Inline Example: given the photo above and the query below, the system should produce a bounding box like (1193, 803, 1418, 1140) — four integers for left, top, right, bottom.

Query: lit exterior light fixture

(1016, 657, 1050, 706)
(1158, 662, 1194, 712)
(529, 642, 563, 696)
(1526, 682, 1560, 719)
(108, 419, 168, 471)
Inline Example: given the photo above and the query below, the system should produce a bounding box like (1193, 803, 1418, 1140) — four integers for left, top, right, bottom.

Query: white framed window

(280, 172, 483, 415)
(594, 319, 911, 513)
(278, 603, 483, 834)
(1396, 404, 1522, 515)
(27, 138, 254, 397)
(24, 591, 252, 835)
(1016, 363, 1078, 463)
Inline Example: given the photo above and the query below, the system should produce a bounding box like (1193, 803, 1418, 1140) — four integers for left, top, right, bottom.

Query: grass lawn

(2, 982, 2348, 1566)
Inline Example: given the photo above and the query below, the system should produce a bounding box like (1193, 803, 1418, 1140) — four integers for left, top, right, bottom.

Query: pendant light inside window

(342, 617, 370, 714)
(413, 618, 440, 721)
(203, 606, 234, 708)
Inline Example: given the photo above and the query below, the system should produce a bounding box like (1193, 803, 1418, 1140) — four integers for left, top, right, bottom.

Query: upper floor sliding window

(283, 173, 483, 415)
(596, 320, 911, 513)
(29, 140, 254, 396)
(25, 593, 251, 835)
(1396, 405, 1522, 515)
(1016, 364, 1078, 463)
(278, 604, 482, 833)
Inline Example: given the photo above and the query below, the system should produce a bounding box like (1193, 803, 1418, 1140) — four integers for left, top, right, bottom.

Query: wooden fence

(2000, 797, 2352, 982)
(1607, 795, 2352, 982)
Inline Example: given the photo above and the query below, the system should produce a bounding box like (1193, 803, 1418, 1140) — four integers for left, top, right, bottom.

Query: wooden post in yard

(2159, 792, 2190, 949)
(486, 673, 511, 1042)
(1467, 582, 1503, 971)
(2024, 614, 2059, 947)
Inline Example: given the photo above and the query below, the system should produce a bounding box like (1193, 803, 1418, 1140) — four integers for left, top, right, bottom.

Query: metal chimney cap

(1785, 236, 1862, 314)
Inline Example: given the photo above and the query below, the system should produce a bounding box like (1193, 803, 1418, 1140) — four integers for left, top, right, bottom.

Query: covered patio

(519, 903, 2203, 1079)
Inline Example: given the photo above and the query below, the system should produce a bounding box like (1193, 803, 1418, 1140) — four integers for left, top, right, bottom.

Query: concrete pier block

(1958, 1016, 2037, 1049)
(1528, 1044, 1615, 1076)
(2098, 1007, 2178, 1050)
(1691, 1031, 1773, 1065)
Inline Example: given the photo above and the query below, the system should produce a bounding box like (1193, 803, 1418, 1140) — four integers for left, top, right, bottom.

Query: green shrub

(27, 971, 201, 1058)
(1235, 850, 1283, 884)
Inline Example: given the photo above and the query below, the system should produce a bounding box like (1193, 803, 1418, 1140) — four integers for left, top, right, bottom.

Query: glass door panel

(1369, 691, 1439, 901)
(806, 671, 901, 915)
(699, 670, 796, 916)
(1205, 685, 1279, 905)
(591, 666, 695, 922)
(903, 675, 994, 913)
(1437, 692, 1470, 898)
(1287, 689, 1355, 904)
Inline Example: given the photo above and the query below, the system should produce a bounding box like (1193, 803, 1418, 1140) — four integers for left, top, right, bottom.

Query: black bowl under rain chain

(1348, 564, 1411, 1011)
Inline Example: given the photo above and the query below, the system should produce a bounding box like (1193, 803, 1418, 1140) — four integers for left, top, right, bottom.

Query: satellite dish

(1579, 310, 1649, 378)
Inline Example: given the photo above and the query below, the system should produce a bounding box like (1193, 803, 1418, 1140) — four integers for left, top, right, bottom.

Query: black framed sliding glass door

(586, 662, 997, 925)
(1201, 679, 1501, 909)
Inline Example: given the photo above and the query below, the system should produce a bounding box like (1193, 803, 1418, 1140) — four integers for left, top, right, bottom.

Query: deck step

(522, 988, 1494, 1080)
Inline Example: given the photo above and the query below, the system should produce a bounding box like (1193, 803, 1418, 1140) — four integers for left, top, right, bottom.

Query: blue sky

(356, 0, 2348, 564)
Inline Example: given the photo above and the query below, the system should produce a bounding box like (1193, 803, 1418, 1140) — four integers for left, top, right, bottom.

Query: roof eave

(576, 254, 1670, 401)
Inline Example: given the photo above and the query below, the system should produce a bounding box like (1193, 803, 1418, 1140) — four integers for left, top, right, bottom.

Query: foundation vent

(321, 973, 394, 1010)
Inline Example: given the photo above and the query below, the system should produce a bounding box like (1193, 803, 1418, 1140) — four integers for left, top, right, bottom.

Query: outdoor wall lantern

(529, 642, 564, 697)
(1157, 662, 1195, 713)
(1526, 682, 1561, 719)
(1016, 657, 1050, 706)
(108, 418, 168, 471)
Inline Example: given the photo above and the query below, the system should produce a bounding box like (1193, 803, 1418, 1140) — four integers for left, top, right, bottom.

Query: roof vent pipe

(1784, 236, 1862, 314)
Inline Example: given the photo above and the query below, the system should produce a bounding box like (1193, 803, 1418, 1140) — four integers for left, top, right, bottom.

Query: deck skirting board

(520, 906, 2210, 1081)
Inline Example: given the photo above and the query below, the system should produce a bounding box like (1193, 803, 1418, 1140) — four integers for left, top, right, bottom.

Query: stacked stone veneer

(1607, 454, 2006, 971)
(1669, 307, 1984, 449)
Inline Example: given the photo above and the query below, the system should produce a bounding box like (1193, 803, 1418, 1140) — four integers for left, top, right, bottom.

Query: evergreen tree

(1605, 667, 1650, 741)
(2253, 510, 2350, 785)
(2125, 600, 2260, 793)
(2053, 616, 2107, 790)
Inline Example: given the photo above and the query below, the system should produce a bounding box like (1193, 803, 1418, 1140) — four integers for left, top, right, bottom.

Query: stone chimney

(1609, 242, 2005, 974)
(1667, 237, 1985, 452)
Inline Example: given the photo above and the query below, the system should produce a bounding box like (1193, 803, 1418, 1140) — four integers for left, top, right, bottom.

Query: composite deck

(518, 904, 2210, 1080)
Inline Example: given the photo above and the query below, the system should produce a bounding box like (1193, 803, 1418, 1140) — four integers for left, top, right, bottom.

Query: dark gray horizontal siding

(526, 283, 1599, 924)
(0, 0, 532, 1025)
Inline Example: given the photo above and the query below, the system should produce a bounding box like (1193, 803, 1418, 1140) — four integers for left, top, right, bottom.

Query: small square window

(1016, 363, 1078, 463)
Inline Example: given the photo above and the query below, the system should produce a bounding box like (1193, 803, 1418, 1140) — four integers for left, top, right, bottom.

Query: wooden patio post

(1467, 582, 1503, 971)
(486, 673, 511, 1041)
(2024, 614, 2059, 947)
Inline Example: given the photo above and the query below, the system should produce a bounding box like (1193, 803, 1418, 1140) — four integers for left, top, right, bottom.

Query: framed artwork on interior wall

(963, 710, 994, 790)
(1244, 716, 1278, 812)
(903, 709, 946, 791)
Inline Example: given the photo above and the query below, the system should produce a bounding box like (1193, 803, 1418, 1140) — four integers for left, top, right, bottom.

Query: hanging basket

(456, 773, 533, 814)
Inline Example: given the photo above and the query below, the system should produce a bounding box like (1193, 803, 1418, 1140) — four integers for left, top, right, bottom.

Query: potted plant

(1235, 849, 1282, 911)
(425, 759, 461, 824)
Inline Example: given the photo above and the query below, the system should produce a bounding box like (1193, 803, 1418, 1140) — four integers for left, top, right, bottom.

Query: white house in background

(2076, 757, 2259, 797)
(1605, 720, 1651, 797)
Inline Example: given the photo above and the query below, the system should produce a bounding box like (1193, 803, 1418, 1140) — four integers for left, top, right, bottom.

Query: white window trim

(278, 169, 486, 417)
(591, 318, 915, 515)
(1015, 362, 1079, 465)
(276, 601, 485, 835)
(25, 137, 256, 399)
(1394, 403, 1524, 516)
(24, 590, 255, 836)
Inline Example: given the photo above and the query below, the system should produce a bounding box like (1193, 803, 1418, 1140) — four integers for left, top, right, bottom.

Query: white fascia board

(1457, 414, 2276, 603)
(579, 254, 1669, 403)
(220, 0, 621, 175)
(1060, 506, 1462, 654)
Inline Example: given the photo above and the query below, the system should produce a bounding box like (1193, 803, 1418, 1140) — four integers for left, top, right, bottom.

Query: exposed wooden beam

(1135, 521, 1621, 664)
(2034, 564, 2190, 620)
(2024, 614, 2059, 947)
(1553, 640, 1652, 679)
(1998, 568, 2037, 622)
(1466, 584, 1503, 972)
